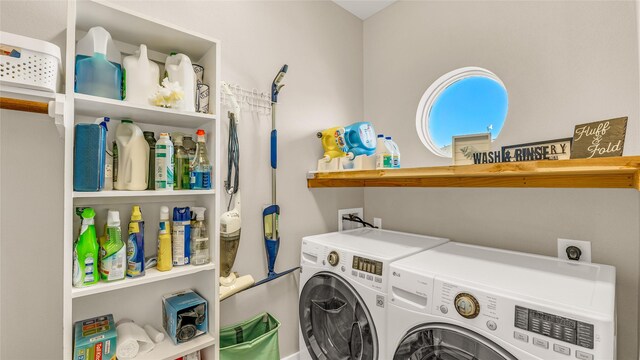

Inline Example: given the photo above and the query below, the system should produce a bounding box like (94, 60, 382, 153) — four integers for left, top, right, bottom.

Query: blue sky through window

(428, 76, 508, 150)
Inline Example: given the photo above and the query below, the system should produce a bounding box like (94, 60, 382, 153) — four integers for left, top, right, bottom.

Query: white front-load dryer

(387, 242, 616, 360)
(298, 228, 448, 360)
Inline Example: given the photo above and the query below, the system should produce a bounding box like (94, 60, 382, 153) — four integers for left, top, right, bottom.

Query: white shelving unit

(61, 1, 222, 359)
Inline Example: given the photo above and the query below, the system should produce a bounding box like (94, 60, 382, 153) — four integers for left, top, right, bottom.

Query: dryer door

(393, 323, 517, 360)
(299, 272, 378, 360)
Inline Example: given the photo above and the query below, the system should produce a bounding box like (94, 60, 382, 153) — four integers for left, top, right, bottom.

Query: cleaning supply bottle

(73, 117, 110, 191)
(173, 133, 190, 190)
(190, 129, 212, 190)
(172, 207, 191, 266)
(115, 120, 149, 190)
(100, 210, 126, 281)
(155, 133, 174, 190)
(183, 136, 196, 163)
(73, 207, 100, 287)
(164, 53, 196, 112)
(385, 136, 397, 169)
(191, 207, 209, 265)
(144, 131, 156, 190)
(336, 121, 377, 159)
(123, 44, 159, 105)
(157, 206, 173, 271)
(126, 205, 145, 278)
(75, 27, 123, 100)
(113, 140, 118, 186)
(388, 137, 401, 168)
(375, 134, 392, 169)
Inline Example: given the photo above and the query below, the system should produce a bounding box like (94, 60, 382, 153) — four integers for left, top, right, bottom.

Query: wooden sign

(571, 117, 627, 159)
(452, 133, 491, 165)
(501, 138, 572, 162)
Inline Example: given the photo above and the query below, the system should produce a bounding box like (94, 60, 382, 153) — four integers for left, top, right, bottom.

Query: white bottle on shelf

(123, 44, 159, 106)
(114, 120, 149, 190)
(375, 134, 392, 169)
(165, 53, 196, 112)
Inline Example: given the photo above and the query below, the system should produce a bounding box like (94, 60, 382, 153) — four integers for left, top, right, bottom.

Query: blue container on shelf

(74, 118, 109, 191)
(335, 121, 377, 158)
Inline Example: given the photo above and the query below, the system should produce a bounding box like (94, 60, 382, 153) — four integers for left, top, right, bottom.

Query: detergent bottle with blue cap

(335, 121, 377, 159)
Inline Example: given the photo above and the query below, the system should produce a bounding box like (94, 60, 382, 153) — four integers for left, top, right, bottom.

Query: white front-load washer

(298, 228, 448, 360)
(387, 242, 616, 360)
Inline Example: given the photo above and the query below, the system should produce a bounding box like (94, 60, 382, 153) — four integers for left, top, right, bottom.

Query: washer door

(299, 272, 378, 360)
(393, 323, 517, 360)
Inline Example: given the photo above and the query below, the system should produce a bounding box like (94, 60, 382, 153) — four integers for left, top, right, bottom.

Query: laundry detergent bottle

(126, 205, 145, 278)
(157, 206, 173, 271)
(73, 207, 99, 287)
(115, 120, 149, 190)
(100, 210, 126, 282)
(123, 44, 159, 105)
(75, 27, 123, 100)
(155, 133, 174, 190)
(172, 206, 191, 266)
(165, 53, 196, 112)
(336, 121, 377, 159)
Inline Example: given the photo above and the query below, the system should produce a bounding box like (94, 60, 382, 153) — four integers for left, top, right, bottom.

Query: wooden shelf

(134, 333, 215, 360)
(71, 264, 215, 298)
(74, 93, 215, 128)
(307, 156, 640, 190)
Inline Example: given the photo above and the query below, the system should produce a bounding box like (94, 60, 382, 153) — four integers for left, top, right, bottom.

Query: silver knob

(328, 251, 340, 266)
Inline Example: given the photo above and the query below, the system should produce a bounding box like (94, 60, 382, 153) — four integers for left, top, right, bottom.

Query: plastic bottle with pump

(100, 210, 126, 282)
(375, 134, 392, 169)
(75, 27, 123, 100)
(190, 129, 212, 190)
(191, 207, 209, 265)
(173, 133, 190, 190)
(73, 207, 100, 287)
(157, 206, 173, 271)
(155, 133, 174, 191)
(172, 207, 191, 266)
(126, 205, 145, 278)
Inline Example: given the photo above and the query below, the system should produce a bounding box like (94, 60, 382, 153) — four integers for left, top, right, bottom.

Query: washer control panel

(515, 306, 594, 349)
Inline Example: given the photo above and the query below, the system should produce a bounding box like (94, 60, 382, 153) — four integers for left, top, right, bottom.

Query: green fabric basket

(220, 312, 281, 360)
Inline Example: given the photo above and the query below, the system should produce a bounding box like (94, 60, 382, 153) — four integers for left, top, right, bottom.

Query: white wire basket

(0, 31, 62, 93)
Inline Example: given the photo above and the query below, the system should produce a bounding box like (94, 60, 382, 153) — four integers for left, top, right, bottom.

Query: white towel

(116, 321, 155, 359)
(143, 324, 165, 343)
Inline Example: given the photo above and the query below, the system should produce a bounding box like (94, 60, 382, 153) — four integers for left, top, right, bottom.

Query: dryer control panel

(514, 306, 594, 349)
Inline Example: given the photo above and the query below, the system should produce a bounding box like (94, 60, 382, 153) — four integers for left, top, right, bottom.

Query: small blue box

(162, 289, 208, 344)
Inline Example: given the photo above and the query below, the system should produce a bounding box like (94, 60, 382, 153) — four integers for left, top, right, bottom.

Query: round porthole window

(416, 67, 508, 157)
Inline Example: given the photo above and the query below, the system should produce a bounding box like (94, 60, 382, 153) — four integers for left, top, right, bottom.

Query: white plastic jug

(76, 27, 121, 64)
(114, 120, 149, 190)
(165, 53, 196, 112)
(123, 44, 159, 106)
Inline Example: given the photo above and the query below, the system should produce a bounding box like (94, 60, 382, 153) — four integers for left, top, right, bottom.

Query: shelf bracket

(48, 93, 65, 139)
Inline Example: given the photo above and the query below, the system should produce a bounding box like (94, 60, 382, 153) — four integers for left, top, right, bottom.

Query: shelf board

(134, 333, 216, 360)
(73, 189, 215, 199)
(74, 93, 215, 128)
(71, 263, 215, 298)
(307, 156, 640, 190)
(0, 85, 57, 101)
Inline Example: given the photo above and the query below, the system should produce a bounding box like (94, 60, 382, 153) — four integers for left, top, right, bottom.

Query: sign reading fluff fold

(570, 117, 627, 159)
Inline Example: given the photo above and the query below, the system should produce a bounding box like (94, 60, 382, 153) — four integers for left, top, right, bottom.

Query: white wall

(363, 1, 640, 359)
(0, 1, 364, 358)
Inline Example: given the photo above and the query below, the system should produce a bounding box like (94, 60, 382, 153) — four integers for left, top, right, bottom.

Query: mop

(219, 82, 255, 300)
(254, 64, 300, 286)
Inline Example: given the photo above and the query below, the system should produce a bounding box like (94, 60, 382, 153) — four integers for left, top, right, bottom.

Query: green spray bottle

(100, 210, 126, 281)
(73, 207, 100, 287)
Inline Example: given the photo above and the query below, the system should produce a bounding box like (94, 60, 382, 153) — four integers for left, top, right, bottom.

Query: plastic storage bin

(0, 31, 61, 93)
(220, 312, 281, 360)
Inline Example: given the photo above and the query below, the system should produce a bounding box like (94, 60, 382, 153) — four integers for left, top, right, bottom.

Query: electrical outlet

(338, 208, 364, 232)
(373, 218, 382, 229)
(557, 238, 591, 263)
